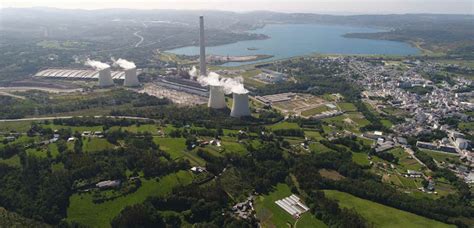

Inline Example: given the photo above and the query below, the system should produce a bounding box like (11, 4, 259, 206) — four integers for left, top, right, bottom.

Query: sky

(1, 0, 473, 14)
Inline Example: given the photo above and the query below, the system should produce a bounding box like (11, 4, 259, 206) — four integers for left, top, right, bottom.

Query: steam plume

(198, 71, 248, 94)
(188, 66, 198, 79)
(85, 59, 110, 70)
(114, 58, 136, 69)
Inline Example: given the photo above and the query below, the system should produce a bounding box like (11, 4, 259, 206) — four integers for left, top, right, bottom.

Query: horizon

(1, 0, 473, 15)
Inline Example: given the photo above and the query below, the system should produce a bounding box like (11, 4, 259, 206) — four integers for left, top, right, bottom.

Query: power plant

(98, 67, 114, 87)
(199, 16, 226, 109)
(208, 85, 227, 109)
(123, 68, 139, 87)
(230, 92, 251, 117)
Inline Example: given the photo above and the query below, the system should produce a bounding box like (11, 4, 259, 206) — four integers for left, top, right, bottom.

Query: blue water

(168, 24, 419, 66)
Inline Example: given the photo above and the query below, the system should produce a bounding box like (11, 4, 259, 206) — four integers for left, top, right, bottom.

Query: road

(0, 115, 153, 122)
(133, 31, 144, 47)
(0, 86, 82, 93)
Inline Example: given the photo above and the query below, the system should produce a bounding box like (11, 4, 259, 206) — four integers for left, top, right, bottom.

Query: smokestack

(208, 85, 226, 109)
(124, 68, 139, 87)
(98, 67, 114, 87)
(199, 16, 206, 76)
(230, 93, 251, 117)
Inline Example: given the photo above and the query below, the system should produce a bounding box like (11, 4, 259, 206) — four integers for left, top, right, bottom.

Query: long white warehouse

(34, 68, 129, 80)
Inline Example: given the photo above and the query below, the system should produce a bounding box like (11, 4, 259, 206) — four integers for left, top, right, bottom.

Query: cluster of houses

(232, 196, 255, 220)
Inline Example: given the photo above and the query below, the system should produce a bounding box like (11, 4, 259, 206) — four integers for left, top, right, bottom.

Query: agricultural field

(81, 138, 116, 153)
(422, 149, 459, 163)
(255, 183, 326, 228)
(0, 121, 34, 132)
(352, 152, 371, 166)
(108, 124, 159, 134)
(324, 190, 455, 228)
(337, 102, 357, 112)
(153, 137, 205, 165)
(301, 105, 331, 117)
(389, 147, 423, 172)
(268, 121, 300, 130)
(67, 171, 193, 228)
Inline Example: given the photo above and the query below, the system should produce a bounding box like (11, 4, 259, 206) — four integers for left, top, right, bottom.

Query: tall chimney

(199, 16, 206, 76)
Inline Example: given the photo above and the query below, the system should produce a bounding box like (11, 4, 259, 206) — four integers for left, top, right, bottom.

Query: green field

(310, 142, 333, 154)
(82, 138, 115, 153)
(352, 152, 370, 166)
(458, 121, 474, 132)
(389, 147, 423, 171)
(109, 124, 159, 134)
(255, 183, 326, 228)
(153, 137, 206, 166)
(0, 121, 34, 132)
(269, 121, 300, 130)
(301, 105, 330, 117)
(43, 124, 104, 133)
(337, 102, 357, 112)
(67, 171, 193, 228)
(422, 150, 459, 163)
(0, 154, 21, 167)
(324, 190, 455, 228)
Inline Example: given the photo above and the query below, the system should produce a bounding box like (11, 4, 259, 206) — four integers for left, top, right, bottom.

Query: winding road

(133, 31, 144, 47)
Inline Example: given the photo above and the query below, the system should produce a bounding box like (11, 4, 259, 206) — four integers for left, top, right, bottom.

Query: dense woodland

(0, 114, 472, 227)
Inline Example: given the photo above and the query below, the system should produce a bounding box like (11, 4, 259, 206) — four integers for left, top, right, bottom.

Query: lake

(168, 24, 419, 66)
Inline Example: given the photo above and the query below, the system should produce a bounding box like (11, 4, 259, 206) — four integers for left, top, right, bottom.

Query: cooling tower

(208, 85, 226, 109)
(199, 16, 206, 76)
(98, 67, 114, 87)
(124, 68, 139, 87)
(230, 93, 251, 117)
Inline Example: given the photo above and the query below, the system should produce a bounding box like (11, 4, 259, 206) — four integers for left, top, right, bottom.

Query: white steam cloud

(198, 71, 248, 94)
(114, 58, 136, 69)
(85, 59, 110, 70)
(188, 66, 198, 79)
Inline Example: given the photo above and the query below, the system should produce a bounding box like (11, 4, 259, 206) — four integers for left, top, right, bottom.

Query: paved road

(0, 115, 153, 122)
(133, 31, 144, 47)
(0, 86, 82, 93)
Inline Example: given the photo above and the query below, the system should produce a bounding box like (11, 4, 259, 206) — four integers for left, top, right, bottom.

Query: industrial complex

(32, 16, 252, 117)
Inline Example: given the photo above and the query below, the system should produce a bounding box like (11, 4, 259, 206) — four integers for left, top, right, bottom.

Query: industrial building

(256, 92, 296, 104)
(231, 93, 251, 117)
(155, 76, 208, 97)
(35, 68, 127, 80)
(274, 194, 309, 219)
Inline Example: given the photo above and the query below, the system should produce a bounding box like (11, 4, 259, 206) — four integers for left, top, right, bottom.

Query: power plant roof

(34, 68, 127, 80)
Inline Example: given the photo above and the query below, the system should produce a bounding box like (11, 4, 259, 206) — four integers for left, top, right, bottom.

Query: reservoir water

(168, 24, 419, 66)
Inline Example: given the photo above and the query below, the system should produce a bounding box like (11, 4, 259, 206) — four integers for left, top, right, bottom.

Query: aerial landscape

(0, 0, 473, 227)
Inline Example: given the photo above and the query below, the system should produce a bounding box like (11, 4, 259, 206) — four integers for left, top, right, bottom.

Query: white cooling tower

(230, 93, 251, 117)
(98, 67, 114, 87)
(124, 68, 139, 87)
(208, 85, 226, 109)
